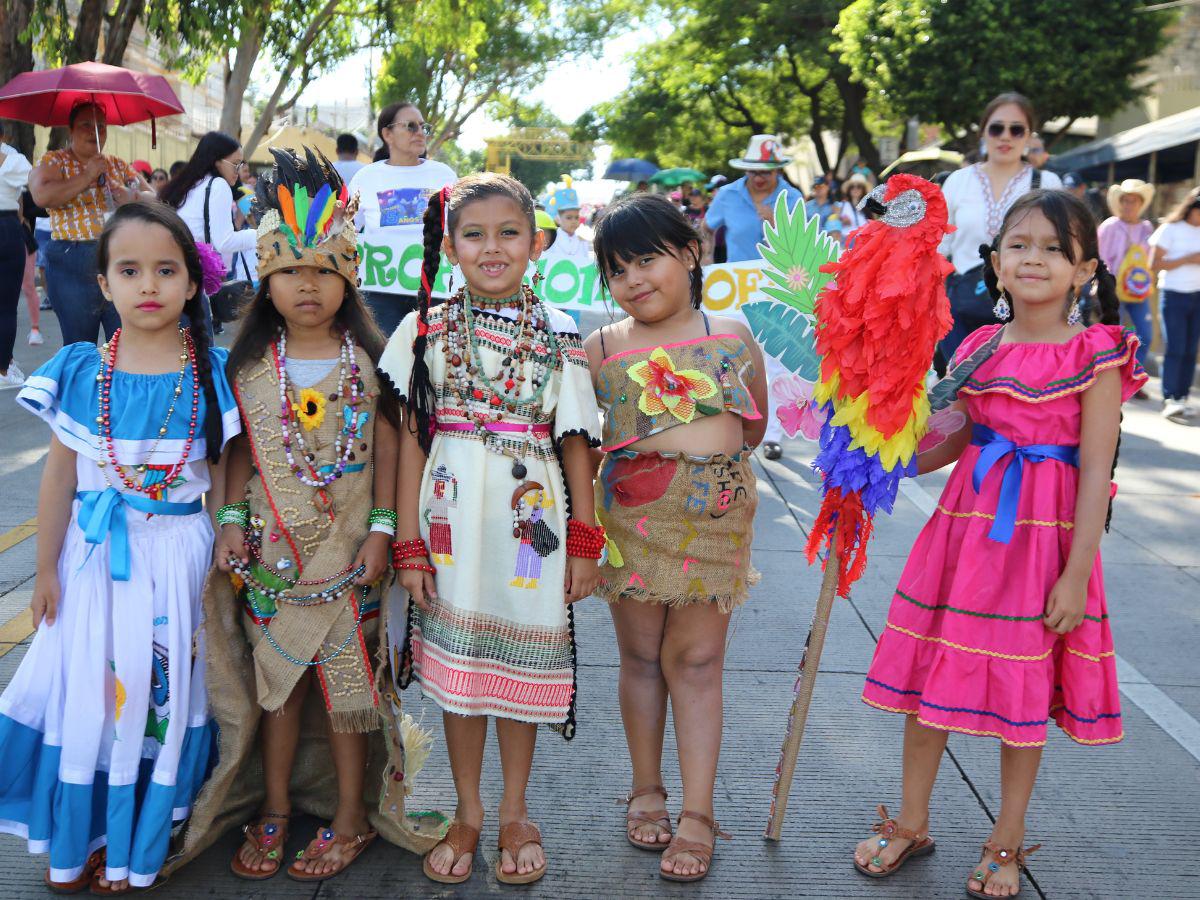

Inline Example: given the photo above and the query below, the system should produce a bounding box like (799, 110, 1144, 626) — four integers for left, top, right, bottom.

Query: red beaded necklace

(95, 327, 200, 493)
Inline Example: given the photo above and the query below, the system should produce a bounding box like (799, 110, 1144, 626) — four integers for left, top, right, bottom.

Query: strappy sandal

(853, 804, 936, 878)
(422, 820, 480, 885)
(659, 810, 731, 883)
(496, 820, 547, 885)
(966, 839, 1040, 899)
(45, 848, 106, 894)
(620, 784, 673, 850)
(286, 825, 378, 882)
(230, 812, 290, 880)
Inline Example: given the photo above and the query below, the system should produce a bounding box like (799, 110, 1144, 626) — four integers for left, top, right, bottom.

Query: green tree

(836, 0, 1175, 149)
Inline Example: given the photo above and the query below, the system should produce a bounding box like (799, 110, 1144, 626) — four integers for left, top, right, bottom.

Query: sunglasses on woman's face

(986, 122, 1027, 139)
(388, 121, 432, 135)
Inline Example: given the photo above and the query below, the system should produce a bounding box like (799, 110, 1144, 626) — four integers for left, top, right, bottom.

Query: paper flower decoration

(627, 347, 719, 423)
(772, 375, 823, 441)
(917, 407, 967, 454)
(195, 241, 226, 296)
(294, 388, 327, 431)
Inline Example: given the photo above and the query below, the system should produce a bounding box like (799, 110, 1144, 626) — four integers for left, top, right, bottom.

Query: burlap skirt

(595, 449, 759, 613)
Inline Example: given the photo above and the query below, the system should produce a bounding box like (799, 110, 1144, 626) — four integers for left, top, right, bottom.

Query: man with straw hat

(1099, 178, 1155, 395)
(704, 134, 804, 459)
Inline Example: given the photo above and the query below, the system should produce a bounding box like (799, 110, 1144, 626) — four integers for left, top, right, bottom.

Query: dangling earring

(1067, 289, 1083, 326)
(532, 270, 544, 287)
(446, 271, 454, 295)
(993, 281, 1010, 320)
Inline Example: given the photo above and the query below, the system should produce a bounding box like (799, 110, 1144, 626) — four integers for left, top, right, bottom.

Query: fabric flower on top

(294, 388, 326, 431)
(627, 347, 719, 423)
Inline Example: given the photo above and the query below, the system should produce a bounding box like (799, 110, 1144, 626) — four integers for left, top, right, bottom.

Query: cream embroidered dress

(379, 301, 601, 736)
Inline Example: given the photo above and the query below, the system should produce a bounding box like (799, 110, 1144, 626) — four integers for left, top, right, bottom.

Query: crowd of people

(0, 87, 1195, 898)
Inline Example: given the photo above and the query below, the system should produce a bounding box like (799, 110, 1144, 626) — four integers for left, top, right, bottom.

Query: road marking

(0, 609, 32, 647)
(899, 477, 1200, 764)
(0, 517, 37, 554)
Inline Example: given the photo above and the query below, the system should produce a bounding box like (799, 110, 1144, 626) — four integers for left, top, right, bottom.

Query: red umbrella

(0, 61, 184, 147)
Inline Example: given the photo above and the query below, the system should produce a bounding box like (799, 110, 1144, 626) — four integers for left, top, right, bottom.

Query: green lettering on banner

(361, 242, 396, 288)
(578, 264, 599, 306)
(544, 259, 581, 306)
(396, 243, 423, 293)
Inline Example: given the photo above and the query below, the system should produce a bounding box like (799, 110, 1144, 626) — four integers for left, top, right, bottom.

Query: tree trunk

(0, 0, 36, 158)
(221, 6, 266, 139)
(806, 92, 832, 175)
(71, 0, 106, 64)
(101, 0, 145, 66)
(833, 69, 880, 171)
(242, 0, 341, 159)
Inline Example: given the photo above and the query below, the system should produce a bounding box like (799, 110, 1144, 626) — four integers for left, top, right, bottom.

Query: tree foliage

(836, 0, 1176, 147)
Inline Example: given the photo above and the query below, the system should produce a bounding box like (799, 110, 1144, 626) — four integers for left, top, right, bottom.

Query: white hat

(730, 134, 791, 170)
(1106, 179, 1155, 218)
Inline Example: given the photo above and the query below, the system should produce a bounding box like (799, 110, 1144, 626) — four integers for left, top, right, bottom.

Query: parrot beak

(862, 196, 889, 217)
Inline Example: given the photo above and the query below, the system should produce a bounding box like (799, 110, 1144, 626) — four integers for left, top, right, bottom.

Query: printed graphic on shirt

(378, 187, 434, 227)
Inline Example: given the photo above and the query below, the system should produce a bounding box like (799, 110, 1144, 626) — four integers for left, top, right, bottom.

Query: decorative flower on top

(626, 347, 719, 423)
(294, 388, 326, 431)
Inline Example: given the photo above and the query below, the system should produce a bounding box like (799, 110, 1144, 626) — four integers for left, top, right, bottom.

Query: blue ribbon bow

(76, 488, 203, 581)
(970, 424, 1079, 544)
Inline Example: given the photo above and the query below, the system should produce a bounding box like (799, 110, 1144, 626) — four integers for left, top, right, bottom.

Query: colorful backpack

(1116, 240, 1153, 303)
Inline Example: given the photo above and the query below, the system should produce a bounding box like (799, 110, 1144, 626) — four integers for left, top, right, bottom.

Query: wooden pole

(765, 536, 841, 841)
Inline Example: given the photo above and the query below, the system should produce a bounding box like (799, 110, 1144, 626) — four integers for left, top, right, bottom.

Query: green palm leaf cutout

(755, 193, 841, 315)
(743, 301, 820, 380)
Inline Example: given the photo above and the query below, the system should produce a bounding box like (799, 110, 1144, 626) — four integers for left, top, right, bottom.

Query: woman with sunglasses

(348, 102, 456, 336)
(937, 92, 1062, 363)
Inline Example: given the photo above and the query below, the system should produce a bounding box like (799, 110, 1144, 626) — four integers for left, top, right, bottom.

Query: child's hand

(399, 563, 437, 611)
(354, 532, 392, 585)
(1044, 570, 1089, 634)
(564, 556, 600, 604)
(215, 524, 248, 572)
(31, 570, 61, 627)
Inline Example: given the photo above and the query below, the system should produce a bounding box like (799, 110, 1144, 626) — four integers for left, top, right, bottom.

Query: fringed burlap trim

(597, 565, 761, 614)
(330, 706, 382, 734)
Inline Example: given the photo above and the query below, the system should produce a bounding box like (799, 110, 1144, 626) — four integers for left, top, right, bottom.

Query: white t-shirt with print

(349, 158, 456, 236)
(1150, 220, 1200, 292)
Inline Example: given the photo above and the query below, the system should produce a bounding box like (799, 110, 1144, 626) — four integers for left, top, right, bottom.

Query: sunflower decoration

(627, 346, 720, 423)
(294, 388, 327, 431)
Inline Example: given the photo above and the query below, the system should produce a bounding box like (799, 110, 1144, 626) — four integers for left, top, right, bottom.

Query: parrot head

(858, 173, 952, 239)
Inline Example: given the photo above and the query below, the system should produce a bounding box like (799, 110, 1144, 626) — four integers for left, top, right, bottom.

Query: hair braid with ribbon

(407, 185, 450, 452)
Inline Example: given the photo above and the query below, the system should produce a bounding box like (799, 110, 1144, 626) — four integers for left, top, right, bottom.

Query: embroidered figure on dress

(425, 464, 458, 565)
(510, 482, 559, 588)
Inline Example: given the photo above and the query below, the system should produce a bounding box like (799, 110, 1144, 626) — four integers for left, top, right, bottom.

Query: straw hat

(1107, 179, 1155, 218)
(730, 134, 791, 170)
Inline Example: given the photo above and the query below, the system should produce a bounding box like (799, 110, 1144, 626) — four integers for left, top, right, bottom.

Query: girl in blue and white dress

(0, 202, 240, 894)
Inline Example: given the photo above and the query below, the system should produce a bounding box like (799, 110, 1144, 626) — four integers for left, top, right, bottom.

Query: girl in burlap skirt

(585, 194, 768, 883)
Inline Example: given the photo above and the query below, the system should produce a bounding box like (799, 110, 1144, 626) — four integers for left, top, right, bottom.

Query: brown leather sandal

(286, 825, 378, 882)
(422, 820, 480, 885)
(230, 812, 290, 880)
(496, 820, 547, 885)
(966, 839, 1040, 898)
(619, 784, 672, 850)
(853, 804, 936, 878)
(45, 848, 105, 894)
(659, 810, 731, 883)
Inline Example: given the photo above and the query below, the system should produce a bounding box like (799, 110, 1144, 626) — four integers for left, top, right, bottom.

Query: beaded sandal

(44, 848, 105, 894)
(496, 821, 547, 885)
(230, 812, 290, 880)
(422, 820, 480, 885)
(853, 804, 936, 878)
(659, 810, 731, 883)
(286, 825, 377, 882)
(966, 839, 1040, 899)
(620, 784, 673, 850)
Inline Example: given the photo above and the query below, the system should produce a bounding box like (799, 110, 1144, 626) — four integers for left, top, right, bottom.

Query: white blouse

(176, 175, 255, 269)
(0, 144, 32, 212)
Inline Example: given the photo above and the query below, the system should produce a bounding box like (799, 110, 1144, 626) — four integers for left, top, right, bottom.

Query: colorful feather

(277, 184, 299, 246)
(293, 185, 311, 246)
(309, 184, 334, 243)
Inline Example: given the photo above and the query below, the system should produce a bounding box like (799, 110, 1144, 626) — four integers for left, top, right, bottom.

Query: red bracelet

(566, 519, 606, 559)
(396, 561, 436, 575)
(392, 538, 430, 568)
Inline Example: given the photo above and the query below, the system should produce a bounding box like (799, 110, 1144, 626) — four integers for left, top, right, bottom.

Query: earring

(532, 270, 544, 287)
(1067, 291, 1084, 326)
(446, 272, 454, 295)
(992, 282, 1010, 320)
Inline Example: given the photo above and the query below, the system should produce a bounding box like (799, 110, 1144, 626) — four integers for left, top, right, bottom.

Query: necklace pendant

(511, 460, 527, 480)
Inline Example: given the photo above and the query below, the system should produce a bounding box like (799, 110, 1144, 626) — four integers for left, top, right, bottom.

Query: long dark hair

(405, 173, 537, 451)
(1163, 185, 1200, 224)
(159, 131, 241, 209)
(592, 193, 703, 309)
(981, 188, 1123, 529)
(95, 202, 223, 463)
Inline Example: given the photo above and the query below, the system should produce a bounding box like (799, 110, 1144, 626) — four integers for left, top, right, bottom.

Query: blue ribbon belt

(970, 424, 1078, 544)
(76, 488, 203, 581)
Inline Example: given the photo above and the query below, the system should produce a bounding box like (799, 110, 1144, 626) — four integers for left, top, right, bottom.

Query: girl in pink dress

(852, 190, 1147, 899)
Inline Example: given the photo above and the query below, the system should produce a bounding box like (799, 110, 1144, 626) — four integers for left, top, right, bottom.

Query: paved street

(0, 303, 1197, 899)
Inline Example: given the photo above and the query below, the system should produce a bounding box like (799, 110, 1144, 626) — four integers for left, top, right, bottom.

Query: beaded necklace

(441, 285, 560, 480)
(95, 327, 200, 493)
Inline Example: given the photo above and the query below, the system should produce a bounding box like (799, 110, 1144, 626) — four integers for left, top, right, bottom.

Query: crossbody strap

(202, 176, 213, 244)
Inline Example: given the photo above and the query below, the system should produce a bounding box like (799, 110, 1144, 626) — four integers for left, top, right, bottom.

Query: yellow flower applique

(626, 346, 719, 424)
(294, 388, 327, 431)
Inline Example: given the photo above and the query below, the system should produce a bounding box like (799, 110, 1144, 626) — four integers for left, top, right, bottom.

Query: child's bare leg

(659, 603, 730, 878)
(495, 717, 545, 876)
(967, 744, 1042, 898)
(233, 670, 311, 875)
(853, 715, 947, 873)
(425, 712, 487, 878)
(293, 724, 372, 876)
(609, 597, 671, 844)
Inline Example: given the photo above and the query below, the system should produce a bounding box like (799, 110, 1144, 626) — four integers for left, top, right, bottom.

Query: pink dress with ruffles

(861, 323, 1147, 747)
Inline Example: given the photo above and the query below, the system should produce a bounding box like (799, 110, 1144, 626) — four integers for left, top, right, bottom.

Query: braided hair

(96, 202, 222, 463)
(406, 173, 539, 452)
(593, 193, 703, 309)
(979, 188, 1124, 529)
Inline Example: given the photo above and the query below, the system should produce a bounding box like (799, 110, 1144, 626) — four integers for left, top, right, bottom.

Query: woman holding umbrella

(29, 102, 154, 346)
